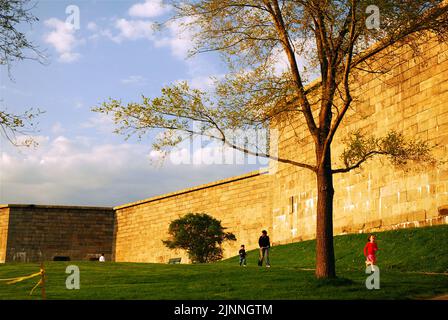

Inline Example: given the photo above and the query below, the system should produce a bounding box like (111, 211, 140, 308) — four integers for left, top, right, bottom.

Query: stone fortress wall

(1, 35, 448, 263)
(270, 35, 448, 245)
(113, 171, 272, 263)
(0, 205, 114, 263)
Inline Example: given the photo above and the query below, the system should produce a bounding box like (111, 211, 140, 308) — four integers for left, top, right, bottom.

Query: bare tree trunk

(315, 145, 336, 279)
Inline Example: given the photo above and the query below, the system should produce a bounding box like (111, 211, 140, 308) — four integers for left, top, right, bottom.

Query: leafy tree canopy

(1, 0, 45, 146)
(163, 213, 236, 263)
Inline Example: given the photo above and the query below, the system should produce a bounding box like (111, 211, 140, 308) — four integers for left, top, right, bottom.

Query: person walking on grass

(239, 245, 247, 267)
(364, 234, 379, 267)
(258, 230, 271, 268)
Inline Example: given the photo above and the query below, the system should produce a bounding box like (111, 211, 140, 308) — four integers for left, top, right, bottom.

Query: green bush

(163, 213, 236, 263)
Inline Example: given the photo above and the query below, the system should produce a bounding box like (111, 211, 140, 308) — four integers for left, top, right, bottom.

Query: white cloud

(81, 114, 115, 134)
(111, 18, 156, 43)
(121, 75, 147, 85)
(270, 48, 290, 76)
(87, 26, 113, 41)
(85, 4, 195, 61)
(154, 17, 197, 59)
(88, 14, 195, 59)
(128, 0, 172, 18)
(268, 39, 319, 81)
(85, 5, 217, 92)
(0, 136, 151, 205)
(51, 122, 66, 135)
(59, 52, 81, 63)
(44, 18, 83, 63)
(192, 75, 224, 91)
(173, 74, 222, 92)
(0, 136, 258, 206)
(87, 21, 98, 31)
(152, 16, 222, 86)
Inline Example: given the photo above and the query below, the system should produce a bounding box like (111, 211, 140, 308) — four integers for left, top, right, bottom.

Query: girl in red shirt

(364, 234, 379, 267)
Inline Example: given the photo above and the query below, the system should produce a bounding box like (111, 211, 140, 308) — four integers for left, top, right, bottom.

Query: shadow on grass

(313, 277, 355, 288)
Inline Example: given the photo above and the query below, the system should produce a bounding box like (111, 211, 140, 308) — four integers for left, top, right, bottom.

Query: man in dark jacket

(258, 230, 271, 267)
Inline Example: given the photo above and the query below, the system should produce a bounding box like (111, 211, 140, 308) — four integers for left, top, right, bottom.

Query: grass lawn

(0, 225, 447, 300)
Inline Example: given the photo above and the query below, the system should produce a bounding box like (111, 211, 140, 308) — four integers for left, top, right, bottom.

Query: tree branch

(264, 0, 319, 141)
(332, 150, 387, 174)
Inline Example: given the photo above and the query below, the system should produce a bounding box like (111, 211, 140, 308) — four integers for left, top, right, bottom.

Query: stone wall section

(0, 205, 114, 262)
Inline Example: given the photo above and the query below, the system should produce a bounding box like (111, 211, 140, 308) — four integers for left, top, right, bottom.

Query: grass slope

(0, 225, 447, 300)
(221, 224, 448, 273)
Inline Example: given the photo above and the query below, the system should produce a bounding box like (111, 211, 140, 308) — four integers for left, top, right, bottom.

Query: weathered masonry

(1, 35, 448, 263)
(269, 35, 448, 245)
(113, 170, 272, 263)
(0, 205, 114, 263)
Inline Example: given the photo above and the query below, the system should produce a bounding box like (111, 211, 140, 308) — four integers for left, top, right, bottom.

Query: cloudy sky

(0, 0, 266, 207)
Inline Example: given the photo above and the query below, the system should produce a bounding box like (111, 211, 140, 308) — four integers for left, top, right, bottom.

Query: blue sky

(0, 0, 265, 206)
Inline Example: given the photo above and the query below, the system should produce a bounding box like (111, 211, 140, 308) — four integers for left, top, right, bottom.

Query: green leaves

(0, 108, 44, 147)
(339, 129, 436, 173)
(1, 1, 45, 147)
(163, 213, 236, 263)
(381, 130, 435, 167)
(1, 0, 44, 72)
(93, 79, 272, 158)
(93, 82, 215, 153)
(341, 130, 379, 168)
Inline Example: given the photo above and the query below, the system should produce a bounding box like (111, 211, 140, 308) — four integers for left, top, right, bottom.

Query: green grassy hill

(221, 224, 448, 273)
(0, 225, 447, 300)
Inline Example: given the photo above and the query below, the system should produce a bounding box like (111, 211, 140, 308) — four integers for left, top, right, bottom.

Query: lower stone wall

(1, 176, 447, 264)
(113, 169, 448, 264)
(269, 166, 448, 246)
(113, 170, 273, 263)
(1, 205, 114, 262)
(360, 214, 448, 235)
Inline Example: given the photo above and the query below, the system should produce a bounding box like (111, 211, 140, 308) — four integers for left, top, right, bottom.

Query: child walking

(239, 245, 247, 267)
(364, 234, 379, 267)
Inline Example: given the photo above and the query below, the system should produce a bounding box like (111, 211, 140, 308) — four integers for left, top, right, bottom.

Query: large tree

(1, 0, 44, 146)
(94, 0, 447, 278)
